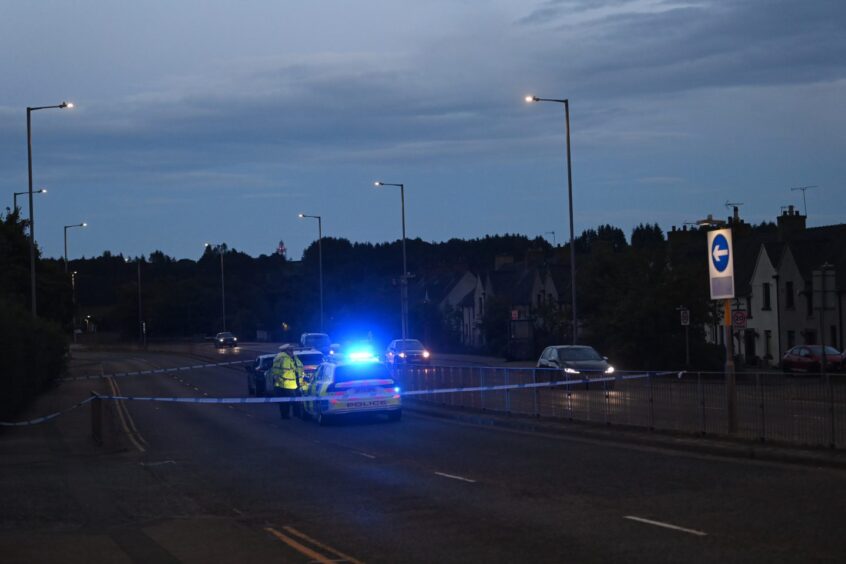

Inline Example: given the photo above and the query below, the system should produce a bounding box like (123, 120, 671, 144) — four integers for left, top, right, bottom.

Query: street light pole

(63, 222, 87, 273)
(126, 257, 146, 346)
(526, 95, 578, 344)
(375, 181, 408, 342)
(299, 214, 324, 331)
(27, 101, 73, 317)
(14, 188, 46, 213)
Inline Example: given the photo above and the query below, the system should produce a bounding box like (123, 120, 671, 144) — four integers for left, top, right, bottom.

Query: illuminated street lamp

(205, 243, 227, 332)
(298, 213, 324, 331)
(525, 95, 578, 344)
(374, 181, 408, 342)
(27, 100, 74, 317)
(63, 222, 87, 273)
(14, 188, 46, 213)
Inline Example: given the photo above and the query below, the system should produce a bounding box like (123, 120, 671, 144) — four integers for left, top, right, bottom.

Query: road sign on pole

(680, 309, 690, 326)
(707, 228, 734, 300)
(732, 310, 747, 329)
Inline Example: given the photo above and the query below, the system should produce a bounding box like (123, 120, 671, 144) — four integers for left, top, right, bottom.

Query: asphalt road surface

(2, 347, 845, 563)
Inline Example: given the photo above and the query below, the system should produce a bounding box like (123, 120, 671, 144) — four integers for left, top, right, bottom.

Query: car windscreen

(334, 363, 393, 383)
(397, 339, 424, 351)
(304, 335, 330, 348)
(296, 353, 323, 366)
(557, 347, 603, 361)
(218, 332, 234, 338)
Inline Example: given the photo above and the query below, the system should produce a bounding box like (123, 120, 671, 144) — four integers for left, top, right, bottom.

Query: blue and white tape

(1, 371, 668, 426)
(59, 359, 253, 383)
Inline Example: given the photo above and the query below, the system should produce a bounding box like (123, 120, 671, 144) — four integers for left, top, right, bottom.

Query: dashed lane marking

(624, 515, 707, 537)
(434, 471, 476, 483)
(354, 451, 377, 459)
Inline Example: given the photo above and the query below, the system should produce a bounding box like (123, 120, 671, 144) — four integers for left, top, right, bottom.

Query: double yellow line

(107, 376, 148, 453)
(265, 525, 363, 563)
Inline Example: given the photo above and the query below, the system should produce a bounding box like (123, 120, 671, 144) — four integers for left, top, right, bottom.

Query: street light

(63, 222, 87, 273)
(13, 188, 46, 213)
(27, 100, 73, 317)
(374, 181, 409, 342)
(525, 94, 578, 344)
(205, 243, 227, 332)
(298, 213, 324, 331)
(125, 257, 146, 346)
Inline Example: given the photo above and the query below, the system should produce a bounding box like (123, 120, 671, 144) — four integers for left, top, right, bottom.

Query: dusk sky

(1, 0, 844, 262)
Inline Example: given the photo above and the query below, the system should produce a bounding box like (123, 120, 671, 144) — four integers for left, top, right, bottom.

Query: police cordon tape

(58, 359, 253, 383)
(1, 371, 679, 427)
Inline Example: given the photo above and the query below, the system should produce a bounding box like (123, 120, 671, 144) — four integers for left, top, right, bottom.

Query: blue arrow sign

(711, 234, 730, 272)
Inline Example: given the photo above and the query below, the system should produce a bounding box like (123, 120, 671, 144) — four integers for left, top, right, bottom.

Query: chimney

(777, 205, 806, 241)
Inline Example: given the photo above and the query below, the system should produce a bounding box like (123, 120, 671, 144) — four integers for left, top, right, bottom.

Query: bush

(0, 299, 68, 421)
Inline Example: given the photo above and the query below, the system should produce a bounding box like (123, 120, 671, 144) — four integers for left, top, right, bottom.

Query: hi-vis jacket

(271, 352, 303, 390)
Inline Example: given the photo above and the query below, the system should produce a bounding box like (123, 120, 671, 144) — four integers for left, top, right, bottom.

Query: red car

(781, 345, 843, 373)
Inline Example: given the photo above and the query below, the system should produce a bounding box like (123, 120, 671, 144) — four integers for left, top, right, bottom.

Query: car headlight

(398, 352, 406, 358)
(422, 350, 430, 358)
(218, 339, 224, 342)
(605, 366, 615, 374)
(233, 337, 237, 342)
(564, 367, 580, 374)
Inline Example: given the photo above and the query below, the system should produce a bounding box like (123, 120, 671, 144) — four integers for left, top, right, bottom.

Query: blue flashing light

(348, 350, 378, 362)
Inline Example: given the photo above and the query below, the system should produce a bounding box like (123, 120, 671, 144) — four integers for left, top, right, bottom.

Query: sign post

(707, 228, 737, 433)
(677, 306, 690, 367)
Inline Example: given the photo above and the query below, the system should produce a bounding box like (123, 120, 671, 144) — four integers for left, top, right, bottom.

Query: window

(762, 283, 771, 310)
(764, 330, 772, 357)
(787, 330, 796, 349)
(747, 294, 753, 318)
(785, 281, 795, 309)
(804, 330, 817, 345)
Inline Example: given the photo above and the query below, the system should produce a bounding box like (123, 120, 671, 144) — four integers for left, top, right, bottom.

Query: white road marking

(624, 515, 707, 536)
(434, 471, 476, 483)
(354, 451, 376, 459)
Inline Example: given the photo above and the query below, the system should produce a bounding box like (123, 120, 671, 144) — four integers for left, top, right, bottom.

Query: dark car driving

(214, 332, 238, 348)
(537, 345, 615, 388)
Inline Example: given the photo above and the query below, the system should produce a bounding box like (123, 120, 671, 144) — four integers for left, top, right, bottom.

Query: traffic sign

(732, 310, 747, 329)
(707, 228, 734, 299)
(680, 309, 690, 326)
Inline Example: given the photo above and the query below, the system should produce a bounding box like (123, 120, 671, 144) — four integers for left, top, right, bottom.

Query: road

(2, 347, 845, 563)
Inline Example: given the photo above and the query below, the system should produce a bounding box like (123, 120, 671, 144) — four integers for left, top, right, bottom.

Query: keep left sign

(707, 228, 734, 300)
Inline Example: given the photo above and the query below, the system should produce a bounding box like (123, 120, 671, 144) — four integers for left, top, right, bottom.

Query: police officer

(271, 347, 303, 419)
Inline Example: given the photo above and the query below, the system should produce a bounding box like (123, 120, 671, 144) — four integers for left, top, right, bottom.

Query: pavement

(2, 346, 846, 562)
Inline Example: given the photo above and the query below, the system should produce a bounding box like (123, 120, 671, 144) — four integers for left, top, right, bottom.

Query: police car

(302, 354, 402, 425)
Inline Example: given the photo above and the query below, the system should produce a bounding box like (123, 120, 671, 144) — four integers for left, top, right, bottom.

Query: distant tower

(276, 240, 287, 258)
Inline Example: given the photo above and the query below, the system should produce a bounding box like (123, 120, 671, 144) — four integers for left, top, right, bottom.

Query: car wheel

(317, 409, 332, 426)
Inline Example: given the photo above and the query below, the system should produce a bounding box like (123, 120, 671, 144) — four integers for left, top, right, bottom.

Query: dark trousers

(275, 387, 300, 419)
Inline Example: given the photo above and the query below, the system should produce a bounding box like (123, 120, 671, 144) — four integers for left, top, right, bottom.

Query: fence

(400, 365, 846, 450)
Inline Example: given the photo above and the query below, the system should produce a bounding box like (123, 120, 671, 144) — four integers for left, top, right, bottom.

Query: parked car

(214, 331, 238, 348)
(301, 357, 401, 425)
(385, 339, 431, 365)
(537, 345, 615, 389)
(781, 345, 843, 373)
(245, 354, 276, 396)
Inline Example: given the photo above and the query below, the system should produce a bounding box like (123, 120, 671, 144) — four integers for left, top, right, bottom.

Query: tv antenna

(790, 185, 817, 217)
(724, 200, 744, 210)
(545, 231, 556, 245)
